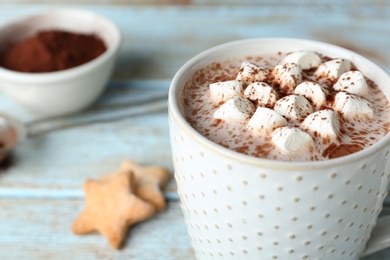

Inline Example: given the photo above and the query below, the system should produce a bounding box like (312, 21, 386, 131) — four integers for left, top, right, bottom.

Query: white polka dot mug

(168, 38, 390, 259)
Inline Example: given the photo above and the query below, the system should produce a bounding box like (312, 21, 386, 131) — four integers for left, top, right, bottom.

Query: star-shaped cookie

(71, 169, 155, 249)
(120, 160, 170, 212)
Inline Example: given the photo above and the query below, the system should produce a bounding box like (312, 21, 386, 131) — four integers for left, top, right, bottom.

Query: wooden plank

(0, 197, 389, 259)
(0, 199, 194, 259)
(0, 1, 389, 9)
(0, 4, 389, 258)
(0, 80, 179, 197)
(0, 0, 191, 4)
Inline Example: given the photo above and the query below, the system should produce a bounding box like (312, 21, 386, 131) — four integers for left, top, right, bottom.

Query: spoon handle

(25, 98, 167, 138)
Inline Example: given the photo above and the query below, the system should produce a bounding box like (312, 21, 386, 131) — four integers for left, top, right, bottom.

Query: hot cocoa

(182, 51, 390, 161)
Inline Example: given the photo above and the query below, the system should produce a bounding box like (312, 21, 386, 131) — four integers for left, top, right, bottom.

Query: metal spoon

(0, 114, 27, 162)
(0, 97, 168, 162)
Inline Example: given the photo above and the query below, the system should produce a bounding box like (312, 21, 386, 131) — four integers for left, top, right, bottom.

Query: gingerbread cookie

(71, 169, 155, 249)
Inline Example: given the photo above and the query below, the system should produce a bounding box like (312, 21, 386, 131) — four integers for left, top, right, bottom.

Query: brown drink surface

(182, 53, 390, 161)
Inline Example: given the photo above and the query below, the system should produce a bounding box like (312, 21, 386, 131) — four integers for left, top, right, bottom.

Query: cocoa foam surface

(182, 53, 390, 162)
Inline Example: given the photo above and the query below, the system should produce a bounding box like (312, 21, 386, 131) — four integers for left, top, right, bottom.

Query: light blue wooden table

(0, 1, 390, 259)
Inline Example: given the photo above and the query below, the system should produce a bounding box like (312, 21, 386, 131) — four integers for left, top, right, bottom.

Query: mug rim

(168, 37, 390, 170)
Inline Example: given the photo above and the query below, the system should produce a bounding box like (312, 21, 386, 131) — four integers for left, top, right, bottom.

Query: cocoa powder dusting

(327, 144, 364, 159)
(182, 53, 390, 162)
(0, 30, 107, 73)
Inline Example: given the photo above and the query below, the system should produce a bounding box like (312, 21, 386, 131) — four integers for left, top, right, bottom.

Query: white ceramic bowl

(0, 9, 121, 116)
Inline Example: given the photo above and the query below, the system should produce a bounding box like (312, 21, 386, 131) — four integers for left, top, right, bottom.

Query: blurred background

(1, 0, 389, 81)
(1, 1, 390, 259)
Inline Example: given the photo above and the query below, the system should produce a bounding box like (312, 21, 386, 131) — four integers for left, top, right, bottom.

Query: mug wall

(169, 111, 390, 259)
(168, 38, 390, 259)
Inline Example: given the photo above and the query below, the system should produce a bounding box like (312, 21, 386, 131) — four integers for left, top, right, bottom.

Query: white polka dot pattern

(169, 111, 390, 260)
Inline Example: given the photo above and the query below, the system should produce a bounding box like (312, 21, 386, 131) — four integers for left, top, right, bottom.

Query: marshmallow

(214, 96, 256, 121)
(274, 95, 313, 121)
(248, 107, 287, 136)
(294, 81, 329, 110)
(244, 82, 279, 108)
(236, 62, 269, 84)
(282, 51, 322, 70)
(209, 80, 243, 103)
(314, 59, 351, 80)
(271, 63, 302, 94)
(333, 92, 373, 120)
(333, 71, 369, 97)
(301, 110, 341, 140)
(272, 127, 314, 154)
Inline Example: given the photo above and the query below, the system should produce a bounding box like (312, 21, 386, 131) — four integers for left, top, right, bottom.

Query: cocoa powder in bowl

(0, 30, 107, 73)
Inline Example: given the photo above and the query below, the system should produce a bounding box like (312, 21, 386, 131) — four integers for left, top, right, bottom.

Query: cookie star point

(71, 170, 155, 249)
